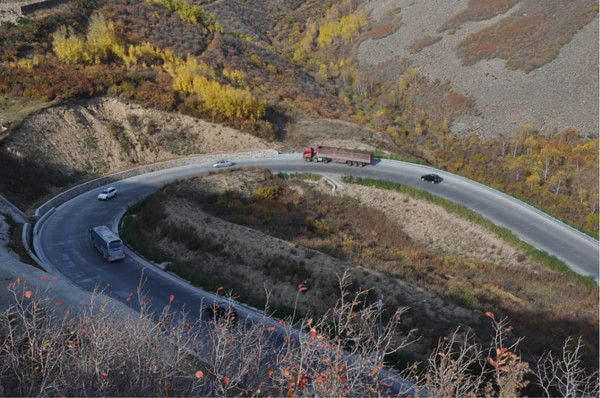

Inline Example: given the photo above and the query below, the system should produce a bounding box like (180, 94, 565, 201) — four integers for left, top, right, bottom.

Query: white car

(212, 160, 234, 168)
(97, 187, 117, 200)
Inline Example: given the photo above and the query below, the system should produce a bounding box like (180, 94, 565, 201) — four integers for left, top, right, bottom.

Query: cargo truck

(302, 146, 372, 166)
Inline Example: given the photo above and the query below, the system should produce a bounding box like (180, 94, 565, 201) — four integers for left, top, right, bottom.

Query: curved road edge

(31, 151, 598, 281)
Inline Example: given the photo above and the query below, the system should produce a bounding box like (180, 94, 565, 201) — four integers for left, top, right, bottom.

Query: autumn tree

(52, 13, 119, 64)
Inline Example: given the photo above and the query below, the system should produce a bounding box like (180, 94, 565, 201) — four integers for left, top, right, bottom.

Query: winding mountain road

(34, 153, 598, 317)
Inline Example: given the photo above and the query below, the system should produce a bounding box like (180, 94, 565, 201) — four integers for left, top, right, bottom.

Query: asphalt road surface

(35, 154, 599, 318)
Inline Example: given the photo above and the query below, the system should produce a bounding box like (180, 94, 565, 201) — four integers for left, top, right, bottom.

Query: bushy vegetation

(145, 0, 207, 25)
(455, 0, 598, 72)
(0, 0, 596, 240)
(4, 275, 595, 397)
(440, 0, 520, 33)
(341, 176, 596, 288)
(409, 35, 442, 54)
(52, 14, 119, 64)
(0, 2, 272, 138)
(122, 170, 598, 377)
(269, 0, 598, 236)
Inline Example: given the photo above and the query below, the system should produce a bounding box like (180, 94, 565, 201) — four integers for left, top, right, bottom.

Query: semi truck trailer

(303, 146, 372, 166)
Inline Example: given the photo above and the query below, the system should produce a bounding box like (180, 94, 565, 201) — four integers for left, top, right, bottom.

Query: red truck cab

(303, 147, 315, 160)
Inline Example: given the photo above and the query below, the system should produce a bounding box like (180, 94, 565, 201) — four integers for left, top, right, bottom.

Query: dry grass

(456, 0, 598, 71)
(123, 169, 598, 372)
(122, 169, 480, 360)
(0, 96, 54, 139)
(340, 177, 598, 369)
(440, 0, 520, 33)
(366, 24, 396, 40)
(408, 35, 442, 54)
(0, 275, 417, 397)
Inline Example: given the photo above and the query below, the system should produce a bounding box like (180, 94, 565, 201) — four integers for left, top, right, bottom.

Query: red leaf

(296, 282, 308, 292)
(185, 321, 192, 330)
(223, 376, 231, 385)
(55, 300, 64, 306)
(484, 311, 496, 321)
(169, 294, 175, 304)
(278, 319, 285, 325)
(7, 282, 13, 289)
(24, 290, 32, 299)
(100, 371, 108, 380)
(266, 326, 275, 333)
(310, 328, 317, 339)
(195, 370, 204, 379)
(40, 275, 48, 282)
(487, 357, 499, 368)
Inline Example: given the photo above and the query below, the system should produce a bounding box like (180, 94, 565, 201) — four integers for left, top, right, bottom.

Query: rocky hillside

(359, 0, 598, 137)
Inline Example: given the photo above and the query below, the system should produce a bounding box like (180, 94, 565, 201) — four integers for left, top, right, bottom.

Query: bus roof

(91, 225, 121, 243)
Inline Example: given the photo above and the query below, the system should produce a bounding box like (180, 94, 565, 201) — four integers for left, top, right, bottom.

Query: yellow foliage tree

(52, 13, 120, 64)
(191, 75, 265, 121)
(163, 55, 215, 92)
(145, 0, 206, 25)
(52, 26, 88, 64)
(86, 14, 119, 64)
(316, 11, 367, 48)
(223, 68, 246, 85)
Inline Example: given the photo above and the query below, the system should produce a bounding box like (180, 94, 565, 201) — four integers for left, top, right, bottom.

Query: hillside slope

(358, 0, 599, 137)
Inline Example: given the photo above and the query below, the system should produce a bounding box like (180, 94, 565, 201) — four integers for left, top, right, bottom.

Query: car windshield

(101, 189, 110, 194)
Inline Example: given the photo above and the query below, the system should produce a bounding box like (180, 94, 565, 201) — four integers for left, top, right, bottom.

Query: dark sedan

(421, 174, 443, 184)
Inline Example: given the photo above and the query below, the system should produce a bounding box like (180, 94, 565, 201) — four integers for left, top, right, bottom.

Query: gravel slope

(358, 0, 599, 137)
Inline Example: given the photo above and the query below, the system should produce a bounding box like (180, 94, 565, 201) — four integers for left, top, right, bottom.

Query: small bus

(89, 225, 126, 262)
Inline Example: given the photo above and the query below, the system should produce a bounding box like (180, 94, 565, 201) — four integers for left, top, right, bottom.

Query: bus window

(109, 240, 123, 250)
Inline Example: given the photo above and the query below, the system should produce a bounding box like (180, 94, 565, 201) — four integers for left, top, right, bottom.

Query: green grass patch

(342, 176, 597, 289)
(277, 172, 322, 181)
(372, 150, 429, 165)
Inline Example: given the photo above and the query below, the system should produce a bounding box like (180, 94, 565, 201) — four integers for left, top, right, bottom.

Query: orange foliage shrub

(455, 0, 598, 71)
(440, 0, 519, 32)
(366, 24, 394, 40)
